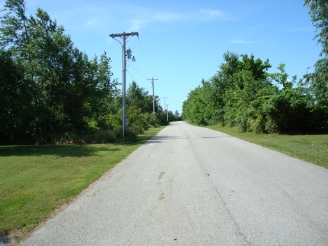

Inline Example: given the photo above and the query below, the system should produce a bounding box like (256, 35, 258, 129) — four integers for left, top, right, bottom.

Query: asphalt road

(20, 121, 328, 246)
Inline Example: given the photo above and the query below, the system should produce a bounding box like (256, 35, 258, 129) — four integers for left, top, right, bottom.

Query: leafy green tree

(173, 110, 182, 121)
(126, 81, 149, 112)
(0, 48, 34, 143)
(126, 106, 149, 134)
(126, 81, 161, 113)
(303, 0, 328, 121)
(0, 0, 30, 51)
(219, 52, 272, 130)
(182, 86, 207, 125)
(183, 46, 327, 133)
(304, 0, 328, 56)
(0, 0, 118, 143)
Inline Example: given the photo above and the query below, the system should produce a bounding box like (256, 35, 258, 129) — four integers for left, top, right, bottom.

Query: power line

(131, 62, 147, 80)
(138, 37, 156, 77)
(127, 69, 136, 82)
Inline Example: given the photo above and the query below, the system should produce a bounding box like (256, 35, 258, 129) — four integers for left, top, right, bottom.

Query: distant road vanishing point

(21, 121, 328, 246)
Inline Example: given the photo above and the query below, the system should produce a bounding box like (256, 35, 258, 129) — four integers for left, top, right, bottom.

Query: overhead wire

(137, 36, 156, 78)
(127, 69, 136, 82)
(131, 62, 147, 80)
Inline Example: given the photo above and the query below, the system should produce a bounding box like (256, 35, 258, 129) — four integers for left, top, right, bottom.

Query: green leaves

(304, 0, 328, 56)
(183, 50, 327, 134)
(0, 0, 120, 144)
(0, 48, 34, 143)
(301, 1, 328, 130)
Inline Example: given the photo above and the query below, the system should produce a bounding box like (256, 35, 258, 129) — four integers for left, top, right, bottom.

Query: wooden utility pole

(109, 32, 138, 137)
(147, 77, 158, 113)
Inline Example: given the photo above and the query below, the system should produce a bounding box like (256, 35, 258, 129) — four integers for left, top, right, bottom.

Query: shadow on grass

(0, 235, 10, 245)
(0, 126, 167, 157)
(0, 145, 121, 157)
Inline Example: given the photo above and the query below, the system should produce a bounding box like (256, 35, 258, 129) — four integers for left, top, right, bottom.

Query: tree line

(0, 0, 180, 144)
(182, 0, 328, 134)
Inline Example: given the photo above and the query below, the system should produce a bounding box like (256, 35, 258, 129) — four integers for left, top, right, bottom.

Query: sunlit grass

(205, 124, 328, 169)
(0, 126, 165, 243)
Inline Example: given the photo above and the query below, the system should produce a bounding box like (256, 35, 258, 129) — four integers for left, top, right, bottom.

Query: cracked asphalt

(20, 121, 328, 245)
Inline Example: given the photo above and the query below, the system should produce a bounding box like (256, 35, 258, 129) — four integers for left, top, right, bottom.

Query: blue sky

(1, 0, 321, 113)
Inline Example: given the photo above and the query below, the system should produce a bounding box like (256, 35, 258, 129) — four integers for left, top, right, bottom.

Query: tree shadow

(140, 135, 231, 144)
(0, 145, 121, 157)
(0, 235, 10, 245)
(143, 135, 187, 144)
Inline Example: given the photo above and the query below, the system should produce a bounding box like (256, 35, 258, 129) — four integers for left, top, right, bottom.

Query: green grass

(0, 126, 165, 243)
(205, 124, 328, 169)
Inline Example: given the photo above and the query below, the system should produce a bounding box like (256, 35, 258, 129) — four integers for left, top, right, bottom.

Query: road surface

(20, 121, 328, 245)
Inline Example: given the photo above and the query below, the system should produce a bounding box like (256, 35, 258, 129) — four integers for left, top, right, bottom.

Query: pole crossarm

(109, 32, 139, 39)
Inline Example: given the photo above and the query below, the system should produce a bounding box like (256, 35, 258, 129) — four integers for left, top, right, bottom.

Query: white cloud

(125, 7, 226, 31)
(126, 9, 187, 31)
(127, 18, 147, 32)
(153, 12, 186, 22)
(231, 39, 254, 44)
(86, 19, 98, 28)
(200, 8, 224, 20)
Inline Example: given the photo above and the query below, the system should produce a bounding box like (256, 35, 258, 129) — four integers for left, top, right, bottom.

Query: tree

(126, 81, 161, 113)
(219, 52, 272, 130)
(126, 81, 149, 112)
(303, 0, 328, 103)
(304, 0, 328, 56)
(0, 0, 119, 143)
(173, 110, 181, 121)
(0, 48, 34, 143)
(0, 0, 30, 51)
(303, 0, 328, 129)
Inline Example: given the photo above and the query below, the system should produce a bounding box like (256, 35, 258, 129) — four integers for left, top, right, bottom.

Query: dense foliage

(182, 52, 327, 133)
(0, 0, 180, 144)
(303, 0, 328, 117)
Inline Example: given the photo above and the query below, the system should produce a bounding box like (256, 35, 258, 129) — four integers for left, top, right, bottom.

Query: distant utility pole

(166, 104, 169, 121)
(162, 97, 168, 113)
(147, 77, 158, 113)
(109, 32, 138, 137)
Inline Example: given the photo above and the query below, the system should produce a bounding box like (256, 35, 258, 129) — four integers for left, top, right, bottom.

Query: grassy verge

(204, 124, 328, 169)
(0, 126, 165, 244)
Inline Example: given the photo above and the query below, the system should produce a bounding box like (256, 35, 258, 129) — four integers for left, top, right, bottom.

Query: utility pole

(166, 104, 169, 121)
(162, 97, 168, 113)
(109, 32, 138, 137)
(147, 77, 158, 113)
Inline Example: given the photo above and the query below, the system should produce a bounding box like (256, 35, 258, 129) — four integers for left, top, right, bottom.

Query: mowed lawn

(206, 125, 328, 169)
(0, 126, 165, 243)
